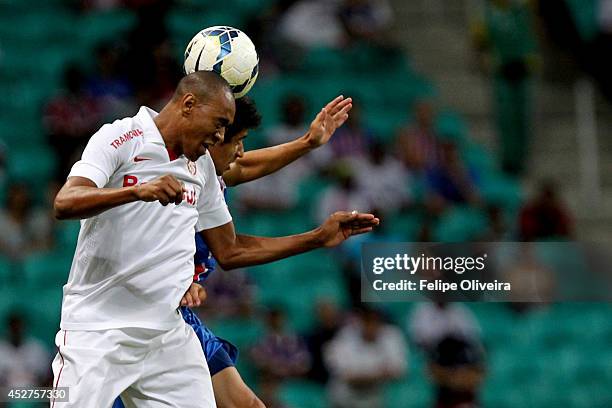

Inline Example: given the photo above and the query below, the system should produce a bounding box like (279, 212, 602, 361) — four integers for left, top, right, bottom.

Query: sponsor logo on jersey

(122, 175, 198, 206)
(134, 156, 152, 162)
(187, 160, 197, 175)
(110, 128, 144, 149)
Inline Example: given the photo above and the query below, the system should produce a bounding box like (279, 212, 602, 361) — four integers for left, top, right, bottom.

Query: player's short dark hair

(223, 96, 261, 143)
(173, 71, 232, 102)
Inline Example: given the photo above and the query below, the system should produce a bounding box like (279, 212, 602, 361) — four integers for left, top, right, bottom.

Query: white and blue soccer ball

(184, 26, 259, 98)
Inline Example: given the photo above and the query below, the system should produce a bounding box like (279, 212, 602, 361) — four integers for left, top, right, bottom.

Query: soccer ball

(184, 26, 259, 98)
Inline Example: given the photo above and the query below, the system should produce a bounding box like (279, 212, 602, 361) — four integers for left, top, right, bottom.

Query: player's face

(182, 89, 235, 162)
(209, 129, 248, 176)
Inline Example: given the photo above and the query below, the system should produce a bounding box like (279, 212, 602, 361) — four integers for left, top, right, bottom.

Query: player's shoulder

(91, 112, 142, 144)
(88, 108, 152, 156)
(195, 152, 216, 178)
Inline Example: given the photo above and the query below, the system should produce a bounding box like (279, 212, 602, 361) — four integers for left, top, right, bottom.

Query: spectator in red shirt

(519, 181, 573, 241)
(251, 307, 311, 380)
(43, 65, 104, 181)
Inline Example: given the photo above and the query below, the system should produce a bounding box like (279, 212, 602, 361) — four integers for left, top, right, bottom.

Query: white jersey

(60, 106, 232, 331)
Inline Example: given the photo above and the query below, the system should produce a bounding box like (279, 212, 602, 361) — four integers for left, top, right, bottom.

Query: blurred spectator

(237, 167, 303, 211)
(43, 65, 104, 181)
(599, 0, 612, 34)
(324, 307, 407, 408)
(337, 207, 406, 276)
(316, 165, 369, 223)
(267, 93, 332, 169)
(0, 312, 51, 388)
(338, 211, 404, 306)
(78, 0, 122, 11)
(425, 140, 481, 208)
(0, 141, 6, 182)
(304, 300, 343, 383)
(338, 0, 394, 45)
(590, 0, 612, 101)
(122, 0, 179, 108)
(85, 43, 135, 120)
(267, 94, 309, 145)
(409, 301, 481, 352)
(245, 0, 299, 74)
(133, 40, 182, 110)
(199, 266, 256, 319)
(428, 335, 486, 408)
(351, 140, 411, 214)
(537, 0, 612, 102)
(518, 181, 573, 241)
(236, 95, 313, 211)
(328, 102, 374, 162)
(258, 376, 292, 408)
(500, 243, 555, 312)
(535, 0, 583, 67)
(396, 99, 441, 172)
(279, 0, 347, 49)
(0, 183, 55, 260)
(480, 204, 510, 240)
(474, 0, 538, 175)
(251, 307, 311, 380)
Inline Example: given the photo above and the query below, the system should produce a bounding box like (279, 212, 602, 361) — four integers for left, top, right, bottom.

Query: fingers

(310, 108, 327, 129)
(166, 177, 183, 205)
(331, 97, 352, 117)
(181, 291, 193, 307)
(322, 96, 353, 117)
(181, 284, 203, 307)
(349, 218, 380, 229)
(333, 101, 352, 126)
(324, 95, 345, 114)
(324, 109, 335, 130)
(334, 211, 377, 223)
(332, 212, 380, 238)
(351, 226, 374, 236)
(161, 184, 179, 206)
(150, 175, 183, 206)
(155, 190, 170, 206)
(173, 182, 185, 205)
(190, 284, 202, 307)
(175, 194, 184, 205)
(197, 285, 207, 303)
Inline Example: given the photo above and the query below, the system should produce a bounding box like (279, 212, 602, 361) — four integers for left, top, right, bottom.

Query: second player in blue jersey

(114, 95, 353, 408)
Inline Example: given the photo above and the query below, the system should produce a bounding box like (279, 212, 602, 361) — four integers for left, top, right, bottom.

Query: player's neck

(154, 107, 183, 156)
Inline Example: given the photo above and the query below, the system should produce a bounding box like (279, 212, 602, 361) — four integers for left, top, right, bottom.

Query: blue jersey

(193, 177, 227, 284)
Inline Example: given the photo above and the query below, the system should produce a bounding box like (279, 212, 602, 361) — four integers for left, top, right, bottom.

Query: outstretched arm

(54, 175, 184, 220)
(200, 211, 378, 270)
(222, 95, 352, 187)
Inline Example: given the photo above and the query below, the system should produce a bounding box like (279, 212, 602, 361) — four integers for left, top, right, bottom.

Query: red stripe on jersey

(194, 264, 206, 282)
(166, 148, 179, 161)
(52, 330, 67, 408)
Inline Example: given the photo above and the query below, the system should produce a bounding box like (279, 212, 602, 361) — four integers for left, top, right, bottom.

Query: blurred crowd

(0, 1, 597, 408)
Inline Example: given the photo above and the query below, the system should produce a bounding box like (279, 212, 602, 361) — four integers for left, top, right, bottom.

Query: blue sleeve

(194, 185, 228, 284)
(194, 232, 216, 284)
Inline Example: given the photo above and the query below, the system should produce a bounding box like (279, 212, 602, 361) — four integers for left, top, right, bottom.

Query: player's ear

(181, 93, 196, 115)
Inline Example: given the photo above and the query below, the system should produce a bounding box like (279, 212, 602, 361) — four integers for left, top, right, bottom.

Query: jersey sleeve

(195, 154, 232, 231)
(68, 124, 124, 187)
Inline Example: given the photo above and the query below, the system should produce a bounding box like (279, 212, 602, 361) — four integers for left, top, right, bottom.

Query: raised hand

(305, 95, 353, 148)
(134, 174, 184, 206)
(316, 211, 379, 248)
(180, 282, 207, 307)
